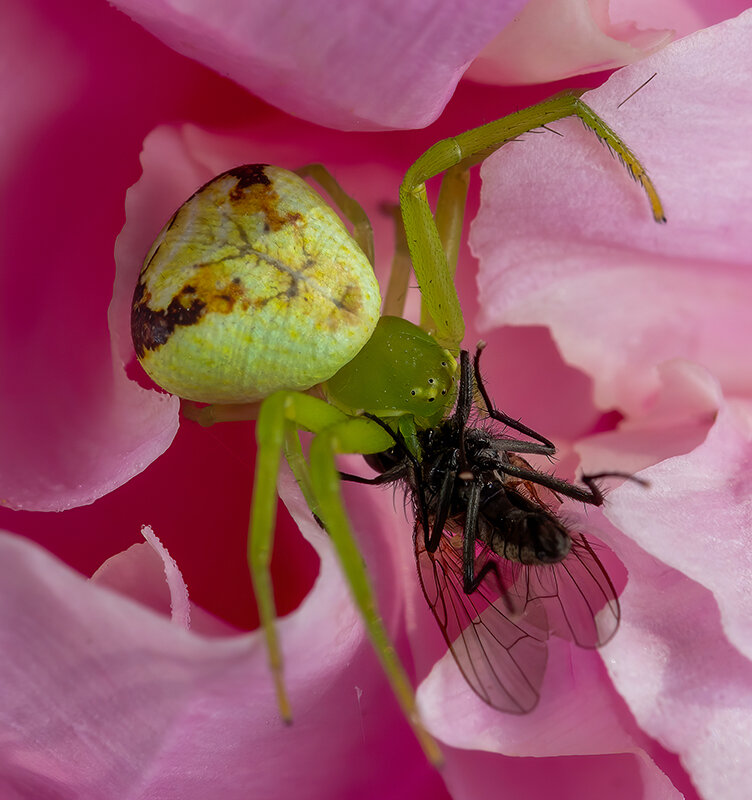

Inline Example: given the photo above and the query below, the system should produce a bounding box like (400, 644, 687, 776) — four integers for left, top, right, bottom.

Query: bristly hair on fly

(343, 342, 646, 713)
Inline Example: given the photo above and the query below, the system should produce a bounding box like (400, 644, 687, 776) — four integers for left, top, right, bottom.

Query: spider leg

(402, 93, 665, 352)
(380, 203, 412, 320)
(251, 393, 421, 735)
(304, 418, 441, 763)
(295, 164, 374, 266)
(419, 165, 470, 334)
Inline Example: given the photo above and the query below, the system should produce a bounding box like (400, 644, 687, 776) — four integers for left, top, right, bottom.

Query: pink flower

(0, 1, 749, 798)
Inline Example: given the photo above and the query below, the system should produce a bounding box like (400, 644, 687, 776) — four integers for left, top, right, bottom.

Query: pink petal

(0, 472, 444, 799)
(574, 361, 722, 477)
(2, 0, 416, 515)
(465, 0, 673, 85)
(91, 524, 192, 628)
(91, 533, 238, 637)
(607, 400, 752, 663)
(419, 633, 635, 754)
(471, 12, 752, 416)
(416, 578, 685, 797)
(545, 394, 752, 800)
(439, 746, 681, 800)
(610, 0, 752, 39)
(5, 2, 732, 792)
(109, 0, 527, 131)
(0, 0, 208, 511)
(605, 558, 752, 800)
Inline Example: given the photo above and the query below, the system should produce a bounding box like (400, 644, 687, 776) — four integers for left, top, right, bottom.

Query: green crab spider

(131, 91, 665, 764)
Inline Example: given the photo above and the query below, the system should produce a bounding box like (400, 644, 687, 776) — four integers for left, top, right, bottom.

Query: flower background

(1, 0, 750, 798)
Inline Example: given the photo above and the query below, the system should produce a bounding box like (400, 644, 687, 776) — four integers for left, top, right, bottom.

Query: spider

(130, 91, 665, 763)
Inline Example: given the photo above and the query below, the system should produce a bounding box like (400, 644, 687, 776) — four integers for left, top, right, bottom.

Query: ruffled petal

(606, 400, 752, 663)
(109, 0, 527, 131)
(0, 471, 442, 799)
(0, 0, 198, 511)
(472, 12, 752, 415)
(438, 746, 681, 800)
(601, 401, 752, 800)
(466, 0, 672, 85)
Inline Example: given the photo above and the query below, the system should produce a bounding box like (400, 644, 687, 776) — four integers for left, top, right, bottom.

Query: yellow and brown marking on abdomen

(131, 165, 380, 404)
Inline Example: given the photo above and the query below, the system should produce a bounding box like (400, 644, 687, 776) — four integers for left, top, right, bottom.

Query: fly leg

(494, 460, 646, 506)
(459, 478, 510, 600)
(473, 343, 556, 455)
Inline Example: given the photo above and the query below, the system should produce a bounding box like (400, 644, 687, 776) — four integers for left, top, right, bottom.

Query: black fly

(346, 343, 638, 713)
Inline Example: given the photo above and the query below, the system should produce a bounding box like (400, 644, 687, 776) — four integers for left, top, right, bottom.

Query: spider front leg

(251, 391, 442, 765)
(400, 92, 666, 352)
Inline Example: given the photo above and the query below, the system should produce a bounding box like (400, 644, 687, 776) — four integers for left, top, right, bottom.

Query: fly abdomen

(480, 487, 572, 566)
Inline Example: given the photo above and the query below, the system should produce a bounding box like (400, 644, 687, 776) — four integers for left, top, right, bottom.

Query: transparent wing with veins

(505, 472, 621, 648)
(415, 524, 548, 713)
(414, 516, 621, 712)
(517, 532, 621, 648)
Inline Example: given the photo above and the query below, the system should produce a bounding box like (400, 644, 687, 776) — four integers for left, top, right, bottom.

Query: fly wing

(415, 524, 549, 714)
(516, 533, 621, 647)
(496, 462, 621, 648)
